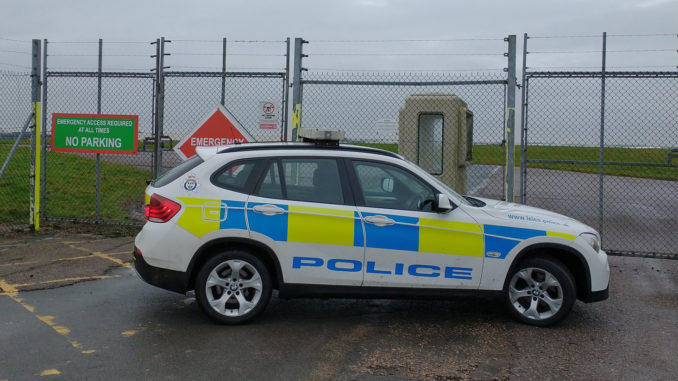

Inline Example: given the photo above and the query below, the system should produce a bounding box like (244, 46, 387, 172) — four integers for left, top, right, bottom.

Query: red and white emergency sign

(174, 105, 254, 160)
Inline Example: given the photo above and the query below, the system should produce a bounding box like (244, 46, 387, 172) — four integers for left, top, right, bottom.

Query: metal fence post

(281, 37, 291, 142)
(152, 37, 167, 177)
(40, 39, 47, 223)
(519, 33, 529, 204)
(598, 32, 607, 245)
(291, 37, 307, 141)
(221, 37, 227, 106)
(504, 35, 517, 202)
(152, 39, 159, 177)
(96, 38, 103, 221)
(30, 39, 41, 230)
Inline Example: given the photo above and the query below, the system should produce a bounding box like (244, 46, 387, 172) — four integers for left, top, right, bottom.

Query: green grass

(0, 145, 151, 224)
(354, 143, 678, 181)
(0, 145, 31, 224)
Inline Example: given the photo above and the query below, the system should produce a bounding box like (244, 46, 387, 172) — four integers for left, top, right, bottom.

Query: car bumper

(133, 247, 190, 294)
(581, 283, 609, 302)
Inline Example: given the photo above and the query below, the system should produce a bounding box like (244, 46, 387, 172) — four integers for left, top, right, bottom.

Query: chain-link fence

(3, 33, 676, 259)
(300, 71, 509, 199)
(521, 33, 678, 257)
(39, 38, 289, 226)
(0, 70, 33, 233)
(296, 36, 514, 200)
(43, 72, 155, 224)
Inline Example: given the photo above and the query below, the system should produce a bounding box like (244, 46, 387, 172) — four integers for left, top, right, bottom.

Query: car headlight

(579, 233, 601, 252)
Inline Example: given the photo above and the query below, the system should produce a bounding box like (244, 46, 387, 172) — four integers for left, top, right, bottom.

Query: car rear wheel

(505, 257, 576, 327)
(195, 250, 271, 324)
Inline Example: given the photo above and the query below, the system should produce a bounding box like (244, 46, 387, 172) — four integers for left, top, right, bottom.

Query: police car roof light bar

(298, 128, 345, 147)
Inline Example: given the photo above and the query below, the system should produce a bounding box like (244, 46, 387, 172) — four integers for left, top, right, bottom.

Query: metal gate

(520, 33, 678, 258)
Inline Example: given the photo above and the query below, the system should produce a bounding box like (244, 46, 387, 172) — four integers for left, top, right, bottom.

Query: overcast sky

(1, 0, 677, 72)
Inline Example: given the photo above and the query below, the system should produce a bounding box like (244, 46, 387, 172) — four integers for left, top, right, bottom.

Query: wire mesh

(40, 37, 288, 225)
(43, 74, 154, 224)
(163, 72, 287, 173)
(300, 71, 508, 199)
(0, 70, 32, 233)
(602, 75, 678, 253)
(523, 73, 678, 254)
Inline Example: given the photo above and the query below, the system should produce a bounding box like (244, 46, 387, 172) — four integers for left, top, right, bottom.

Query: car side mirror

(435, 193, 453, 213)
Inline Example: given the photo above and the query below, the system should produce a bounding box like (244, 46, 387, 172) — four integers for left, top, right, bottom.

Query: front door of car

(348, 159, 483, 289)
(247, 157, 365, 286)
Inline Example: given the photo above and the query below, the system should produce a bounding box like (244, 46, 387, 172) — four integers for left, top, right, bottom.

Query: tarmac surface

(0, 233, 677, 380)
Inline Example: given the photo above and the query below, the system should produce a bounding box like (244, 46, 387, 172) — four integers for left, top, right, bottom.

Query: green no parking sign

(51, 113, 138, 154)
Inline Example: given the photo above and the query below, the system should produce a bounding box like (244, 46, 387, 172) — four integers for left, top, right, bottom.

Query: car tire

(195, 250, 272, 324)
(504, 257, 576, 327)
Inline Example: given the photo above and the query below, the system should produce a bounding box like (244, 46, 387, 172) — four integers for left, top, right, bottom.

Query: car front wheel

(505, 257, 576, 327)
(195, 250, 272, 324)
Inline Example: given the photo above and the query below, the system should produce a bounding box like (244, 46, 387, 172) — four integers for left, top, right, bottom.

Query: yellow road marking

(67, 244, 91, 253)
(0, 279, 19, 296)
(122, 330, 137, 337)
(0, 251, 130, 268)
(92, 252, 132, 269)
(55, 254, 96, 261)
(62, 241, 133, 268)
(37, 315, 71, 335)
(1, 279, 95, 353)
(40, 369, 61, 376)
(107, 251, 132, 256)
(5, 275, 118, 292)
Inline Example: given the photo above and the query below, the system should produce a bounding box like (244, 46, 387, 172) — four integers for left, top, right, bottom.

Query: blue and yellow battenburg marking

(484, 225, 576, 259)
(176, 197, 246, 237)
(248, 203, 364, 246)
(176, 199, 575, 258)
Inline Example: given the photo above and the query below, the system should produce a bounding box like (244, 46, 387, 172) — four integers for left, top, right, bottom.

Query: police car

(134, 129, 609, 326)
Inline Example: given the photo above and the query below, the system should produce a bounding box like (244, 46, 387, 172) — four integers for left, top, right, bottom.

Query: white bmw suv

(134, 135, 609, 326)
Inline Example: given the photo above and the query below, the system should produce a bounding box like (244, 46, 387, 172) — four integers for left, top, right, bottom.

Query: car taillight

(145, 194, 181, 223)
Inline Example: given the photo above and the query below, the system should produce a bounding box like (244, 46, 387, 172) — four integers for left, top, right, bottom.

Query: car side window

(352, 160, 435, 212)
(280, 158, 344, 205)
(212, 160, 259, 193)
(256, 160, 284, 199)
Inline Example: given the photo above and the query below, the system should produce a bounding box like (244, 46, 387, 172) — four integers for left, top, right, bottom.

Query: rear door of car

(246, 156, 365, 286)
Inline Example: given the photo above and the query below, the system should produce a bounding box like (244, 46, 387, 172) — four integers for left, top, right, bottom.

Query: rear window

(153, 155, 204, 187)
(212, 160, 260, 193)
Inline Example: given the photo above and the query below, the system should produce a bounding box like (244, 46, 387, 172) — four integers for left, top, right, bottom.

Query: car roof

(210, 142, 403, 159)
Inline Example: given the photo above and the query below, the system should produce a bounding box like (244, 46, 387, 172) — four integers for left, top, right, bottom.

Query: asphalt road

(0, 234, 676, 381)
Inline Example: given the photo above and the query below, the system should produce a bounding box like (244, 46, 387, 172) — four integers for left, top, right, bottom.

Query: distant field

(354, 143, 678, 181)
(0, 146, 150, 223)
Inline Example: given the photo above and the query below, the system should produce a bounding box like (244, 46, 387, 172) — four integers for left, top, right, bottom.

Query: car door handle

(363, 215, 395, 227)
(252, 204, 285, 216)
